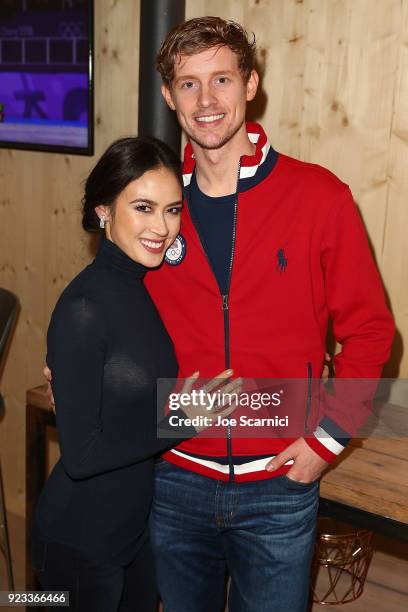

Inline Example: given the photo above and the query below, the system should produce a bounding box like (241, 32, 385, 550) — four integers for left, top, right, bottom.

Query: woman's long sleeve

(48, 294, 195, 480)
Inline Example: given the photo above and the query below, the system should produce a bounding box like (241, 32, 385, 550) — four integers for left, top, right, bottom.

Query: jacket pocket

(304, 362, 313, 434)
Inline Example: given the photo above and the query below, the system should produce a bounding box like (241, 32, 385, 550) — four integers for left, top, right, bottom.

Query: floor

(1, 513, 407, 611)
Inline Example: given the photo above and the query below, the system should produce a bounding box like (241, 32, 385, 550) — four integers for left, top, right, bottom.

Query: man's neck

(191, 125, 255, 197)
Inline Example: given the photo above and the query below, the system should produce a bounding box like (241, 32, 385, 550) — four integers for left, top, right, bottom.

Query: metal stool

(311, 517, 374, 605)
(0, 287, 19, 591)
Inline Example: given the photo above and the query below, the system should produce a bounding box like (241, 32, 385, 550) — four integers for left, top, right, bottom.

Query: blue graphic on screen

(0, 1, 91, 150)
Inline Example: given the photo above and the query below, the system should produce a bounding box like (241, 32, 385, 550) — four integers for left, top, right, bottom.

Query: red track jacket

(145, 122, 394, 482)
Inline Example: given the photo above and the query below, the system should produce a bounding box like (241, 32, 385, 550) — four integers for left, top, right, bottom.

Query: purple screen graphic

(0, 72, 89, 147)
(0, 1, 92, 151)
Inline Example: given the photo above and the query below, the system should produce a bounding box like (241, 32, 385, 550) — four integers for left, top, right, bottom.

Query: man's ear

(161, 83, 176, 111)
(246, 70, 259, 102)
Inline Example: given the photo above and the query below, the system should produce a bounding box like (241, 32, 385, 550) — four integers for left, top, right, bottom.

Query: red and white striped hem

(162, 449, 294, 482)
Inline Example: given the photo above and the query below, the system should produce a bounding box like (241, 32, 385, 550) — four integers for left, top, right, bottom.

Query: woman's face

(97, 166, 183, 268)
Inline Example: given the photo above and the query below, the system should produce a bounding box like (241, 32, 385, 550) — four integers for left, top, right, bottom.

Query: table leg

(26, 404, 48, 593)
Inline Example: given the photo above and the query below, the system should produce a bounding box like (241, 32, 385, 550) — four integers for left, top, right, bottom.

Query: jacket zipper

(186, 162, 241, 482)
(304, 362, 313, 434)
(224, 162, 241, 481)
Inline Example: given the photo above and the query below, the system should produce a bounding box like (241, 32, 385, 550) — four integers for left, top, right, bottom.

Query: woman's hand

(178, 369, 242, 432)
(43, 365, 55, 412)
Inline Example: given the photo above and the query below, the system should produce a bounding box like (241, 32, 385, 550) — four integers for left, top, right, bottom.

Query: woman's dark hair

(82, 136, 182, 233)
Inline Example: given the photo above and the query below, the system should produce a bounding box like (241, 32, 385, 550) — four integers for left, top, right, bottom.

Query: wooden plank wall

(0, 0, 140, 516)
(0, 0, 407, 517)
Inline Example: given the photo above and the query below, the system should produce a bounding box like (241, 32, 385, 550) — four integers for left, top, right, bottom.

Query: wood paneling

(0, 0, 140, 516)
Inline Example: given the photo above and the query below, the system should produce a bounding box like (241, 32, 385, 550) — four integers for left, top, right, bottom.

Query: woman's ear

(95, 205, 108, 220)
(95, 205, 110, 225)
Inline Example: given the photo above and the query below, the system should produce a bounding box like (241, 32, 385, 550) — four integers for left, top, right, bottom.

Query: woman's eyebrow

(128, 199, 183, 207)
(128, 198, 157, 205)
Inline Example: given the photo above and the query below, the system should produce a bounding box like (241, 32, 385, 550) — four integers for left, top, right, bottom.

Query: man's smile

(194, 113, 226, 125)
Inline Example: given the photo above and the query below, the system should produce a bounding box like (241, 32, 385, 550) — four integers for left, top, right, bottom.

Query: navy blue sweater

(34, 238, 194, 564)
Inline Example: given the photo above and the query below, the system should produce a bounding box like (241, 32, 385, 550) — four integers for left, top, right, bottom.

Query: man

(143, 16, 394, 612)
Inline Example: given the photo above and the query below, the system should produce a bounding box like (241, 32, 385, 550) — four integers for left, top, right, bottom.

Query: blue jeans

(150, 461, 319, 612)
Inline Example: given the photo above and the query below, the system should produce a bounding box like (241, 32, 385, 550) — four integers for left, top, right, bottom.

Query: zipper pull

(222, 294, 229, 310)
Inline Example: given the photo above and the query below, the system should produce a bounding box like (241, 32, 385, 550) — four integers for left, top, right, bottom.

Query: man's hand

(265, 352, 333, 482)
(265, 438, 328, 483)
(322, 351, 332, 382)
(43, 365, 55, 412)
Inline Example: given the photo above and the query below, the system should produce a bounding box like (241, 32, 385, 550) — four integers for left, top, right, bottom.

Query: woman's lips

(140, 239, 166, 253)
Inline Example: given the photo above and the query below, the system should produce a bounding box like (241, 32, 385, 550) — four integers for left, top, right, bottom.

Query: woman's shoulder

(46, 264, 108, 358)
(50, 263, 106, 329)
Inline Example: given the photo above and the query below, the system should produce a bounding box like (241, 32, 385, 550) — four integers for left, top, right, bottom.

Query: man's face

(162, 45, 258, 150)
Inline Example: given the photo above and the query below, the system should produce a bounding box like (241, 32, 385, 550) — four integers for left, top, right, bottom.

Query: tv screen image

(0, 0, 93, 155)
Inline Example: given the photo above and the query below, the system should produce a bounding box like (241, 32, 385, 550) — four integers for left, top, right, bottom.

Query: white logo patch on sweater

(165, 234, 186, 266)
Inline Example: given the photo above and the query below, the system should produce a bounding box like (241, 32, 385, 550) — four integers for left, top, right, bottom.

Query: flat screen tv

(0, 0, 94, 155)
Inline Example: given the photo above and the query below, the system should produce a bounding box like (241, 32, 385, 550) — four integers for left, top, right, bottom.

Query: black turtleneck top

(34, 238, 193, 565)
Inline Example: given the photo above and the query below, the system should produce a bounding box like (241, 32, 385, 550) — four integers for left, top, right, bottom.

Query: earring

(99, 217, 105, 229)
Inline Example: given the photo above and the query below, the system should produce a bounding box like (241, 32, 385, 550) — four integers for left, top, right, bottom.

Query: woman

(33, 137, 239, 611)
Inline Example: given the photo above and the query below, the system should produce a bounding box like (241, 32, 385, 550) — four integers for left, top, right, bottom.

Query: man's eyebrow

(174, 74, 196, 85)
(174, 70, 235, 84)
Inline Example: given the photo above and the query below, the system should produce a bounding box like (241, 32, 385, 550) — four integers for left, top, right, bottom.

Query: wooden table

(319, 436, 408, 539)
(26, 384, 408, 593)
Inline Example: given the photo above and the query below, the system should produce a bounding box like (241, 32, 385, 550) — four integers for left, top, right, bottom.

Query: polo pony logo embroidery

(276, 248, 288, 273)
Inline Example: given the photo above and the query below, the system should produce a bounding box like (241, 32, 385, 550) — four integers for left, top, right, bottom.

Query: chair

(0, 287, 19, 591)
